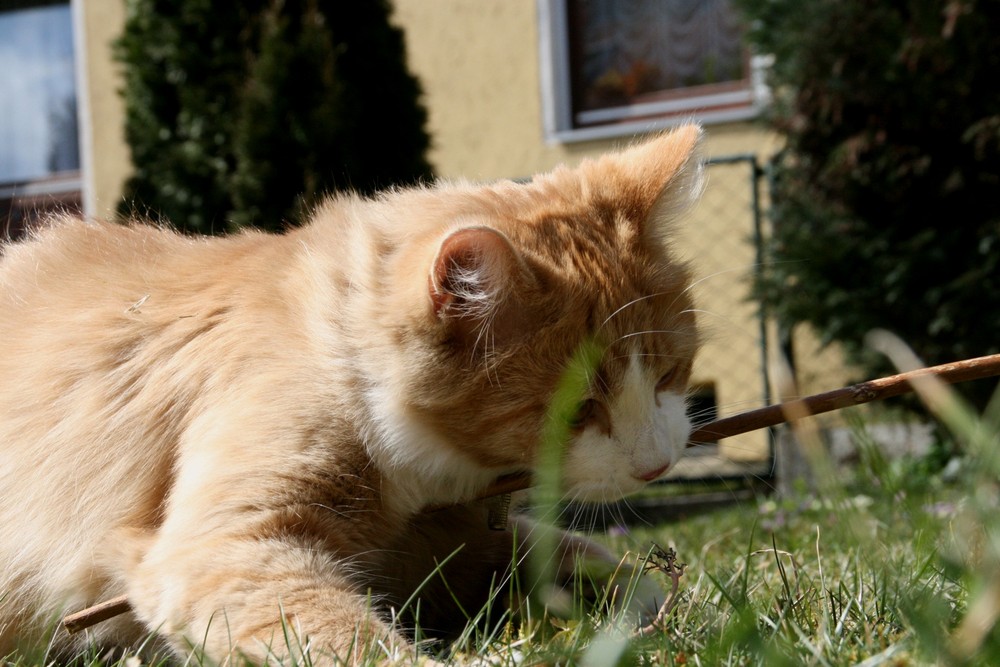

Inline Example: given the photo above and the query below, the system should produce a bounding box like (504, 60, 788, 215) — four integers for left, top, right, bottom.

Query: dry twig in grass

(62, 595, 131, 634)
(632, 545, 686, 639)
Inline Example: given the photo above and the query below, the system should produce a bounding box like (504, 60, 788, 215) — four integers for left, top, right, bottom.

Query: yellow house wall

(391, 0, 781, 178)
(78, 0, 129, 218)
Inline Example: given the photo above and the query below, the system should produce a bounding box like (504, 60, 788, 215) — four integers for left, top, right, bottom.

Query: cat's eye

(569, 398, 598, 429)
(569, 398, 612, 434)
(656, 367, 679, 393)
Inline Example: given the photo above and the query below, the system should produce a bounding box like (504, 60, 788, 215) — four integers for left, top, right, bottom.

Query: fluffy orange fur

(0, 125, 703, 663)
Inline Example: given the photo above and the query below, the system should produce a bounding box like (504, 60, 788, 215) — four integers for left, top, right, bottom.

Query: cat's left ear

(428, 226, 536, 344)
(602, 124, 705, 244)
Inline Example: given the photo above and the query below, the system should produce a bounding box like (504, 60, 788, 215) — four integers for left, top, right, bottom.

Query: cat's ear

(601, 124, 704, 244)
(428, 226, 534, 343)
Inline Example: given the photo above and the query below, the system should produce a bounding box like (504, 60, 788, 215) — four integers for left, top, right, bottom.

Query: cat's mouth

(633, 462, 671, 482)
(566, 469, 669, 503)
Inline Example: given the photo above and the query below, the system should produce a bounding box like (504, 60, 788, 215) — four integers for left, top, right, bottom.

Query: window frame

(537, 0, 769, 144)
(0, 0, 89, 232)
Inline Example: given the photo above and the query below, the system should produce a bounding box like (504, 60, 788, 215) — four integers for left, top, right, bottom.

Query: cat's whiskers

(598, 264, 759, 337)
(485, 323, 502, 388)
(609, 352, 690, 363)
(684, 307, 767, 339)
(572, 495, 604, 535)
(616, 492, 651, 530)
(598, 291, 675, 330)
(307, 502, 377, 519)
(491, 522, 552, 598)
(686, 397, 770, 429)
(610, 329, 689, 348)
(663, 263, 763, 314)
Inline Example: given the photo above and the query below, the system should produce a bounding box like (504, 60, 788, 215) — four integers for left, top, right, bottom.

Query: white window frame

(0, 0, 90, 218)
(71, 0, 94, 216)
(537, 0, 770, 144)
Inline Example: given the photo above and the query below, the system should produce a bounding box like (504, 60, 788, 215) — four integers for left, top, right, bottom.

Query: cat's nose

(633, 462, 670, 482)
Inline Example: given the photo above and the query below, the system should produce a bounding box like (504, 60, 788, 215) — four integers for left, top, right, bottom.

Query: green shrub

(739, 0, 1000, 408)
(115, 0, 433, 234)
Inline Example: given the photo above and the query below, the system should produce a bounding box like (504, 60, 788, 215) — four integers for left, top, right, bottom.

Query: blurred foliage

(115, 0, 433, 234)
(737, 0, 1000, 408)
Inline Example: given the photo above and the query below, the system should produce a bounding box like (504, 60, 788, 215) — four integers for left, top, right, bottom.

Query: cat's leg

(125, 527, 416, 665)
(376, 503, 517, 640)
(380, 504, 663, 639)
(507, 515, 665, 624)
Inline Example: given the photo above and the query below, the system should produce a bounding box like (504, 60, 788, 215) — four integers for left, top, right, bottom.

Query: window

(686, 382, 719, 448)
(0, 1, 81, 238)
(539, 0, 766, 142)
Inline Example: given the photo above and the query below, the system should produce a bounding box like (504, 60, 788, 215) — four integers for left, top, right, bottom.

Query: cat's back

(0, 215, 309, 446)
(2, 216, 266, 317)
(0, 216, 201, 411)
(0, 216, 305, 366)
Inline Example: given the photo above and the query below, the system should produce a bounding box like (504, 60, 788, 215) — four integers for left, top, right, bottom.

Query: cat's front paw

(511, 516, 665, 623)
(565, 542, 667, 624)
(608, 558, 668, 624)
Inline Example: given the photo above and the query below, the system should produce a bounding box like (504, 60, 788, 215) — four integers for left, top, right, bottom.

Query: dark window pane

(567, 0, 749, 127)
(0, 3, 79, 185)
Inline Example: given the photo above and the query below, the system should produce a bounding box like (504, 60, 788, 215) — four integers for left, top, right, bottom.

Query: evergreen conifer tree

(116, 0, 432, 234)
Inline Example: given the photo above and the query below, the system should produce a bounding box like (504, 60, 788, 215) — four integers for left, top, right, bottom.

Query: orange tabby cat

(0, 125, 702, 663)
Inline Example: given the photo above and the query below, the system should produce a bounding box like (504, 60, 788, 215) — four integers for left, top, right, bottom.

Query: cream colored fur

(0, 126, 703, 663)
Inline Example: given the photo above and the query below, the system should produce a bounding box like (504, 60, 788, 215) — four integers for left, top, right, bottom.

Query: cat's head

(366, 125, 703, 504)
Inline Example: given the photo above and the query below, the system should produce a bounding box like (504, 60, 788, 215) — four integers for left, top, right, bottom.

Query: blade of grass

(529, 337, 605, 614)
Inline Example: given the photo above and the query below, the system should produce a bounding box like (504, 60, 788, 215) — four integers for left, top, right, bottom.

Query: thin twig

(689, 352, 1000, 443)
(632, 546, 686, 638)
(62, 595, 130, 634)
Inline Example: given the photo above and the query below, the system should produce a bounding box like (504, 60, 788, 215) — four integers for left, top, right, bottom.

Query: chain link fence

(665, 154, 775, 486)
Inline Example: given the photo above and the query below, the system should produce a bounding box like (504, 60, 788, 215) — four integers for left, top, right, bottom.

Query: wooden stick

(62, 595, 130, 634)
(60, 352, 1000, 633)
(689, 352, 1000, 443)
